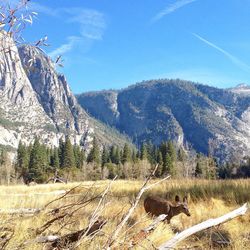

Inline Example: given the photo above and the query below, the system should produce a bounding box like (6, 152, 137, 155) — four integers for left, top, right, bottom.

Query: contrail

(152, 0, 197, 23)
(192, 33, 250, 73)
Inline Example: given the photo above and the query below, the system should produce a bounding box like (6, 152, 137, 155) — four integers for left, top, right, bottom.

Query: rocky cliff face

(18, 45, 94, 147)
(0, 33, 131, 150)
(0, 33, 58, 149)
(77, 80, 250, 162)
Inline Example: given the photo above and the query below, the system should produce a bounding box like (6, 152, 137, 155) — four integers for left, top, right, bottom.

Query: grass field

(0, 179, 249, 249)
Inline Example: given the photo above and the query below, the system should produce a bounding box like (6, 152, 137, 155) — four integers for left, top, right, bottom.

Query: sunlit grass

(0, 179, 249, 249)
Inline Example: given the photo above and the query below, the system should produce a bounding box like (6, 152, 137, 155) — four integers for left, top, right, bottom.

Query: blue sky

(18, 0, 250, 93)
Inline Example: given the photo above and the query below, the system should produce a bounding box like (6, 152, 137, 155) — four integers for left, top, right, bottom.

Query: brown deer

(144, 195, 191, 223)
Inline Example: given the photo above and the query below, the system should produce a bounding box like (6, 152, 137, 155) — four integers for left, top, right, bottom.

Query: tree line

(13, 137, 217, 183)
(0, 137, 249, 184)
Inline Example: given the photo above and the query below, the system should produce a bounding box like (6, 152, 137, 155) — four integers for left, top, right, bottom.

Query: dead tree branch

(158, 203, 248, 249)
(73, 176, 117, 248)
(105, 165, 170, 249)
(129, 214, 167, 248)
(43, 184, 81, 209)
(37, 219, 106, 249)
(0, 208, 41, 216)
(34, 177, 116, 249)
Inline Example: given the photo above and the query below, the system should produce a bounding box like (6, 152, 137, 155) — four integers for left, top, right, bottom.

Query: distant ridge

(77, 79, 250, 162)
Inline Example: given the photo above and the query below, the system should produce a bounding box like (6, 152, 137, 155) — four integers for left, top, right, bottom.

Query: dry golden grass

(0, 179, 249, 249)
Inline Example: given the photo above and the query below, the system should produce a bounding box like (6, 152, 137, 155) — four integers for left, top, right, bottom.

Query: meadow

(0, 179, 249, 249)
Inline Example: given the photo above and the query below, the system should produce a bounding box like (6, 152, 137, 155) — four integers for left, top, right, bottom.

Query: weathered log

(159, 203, 248, 249)
(46, 176, 67, 184)
(0, 190, 67, 197)
(0, 208, 41, 215)
(36, 219, 106, 248)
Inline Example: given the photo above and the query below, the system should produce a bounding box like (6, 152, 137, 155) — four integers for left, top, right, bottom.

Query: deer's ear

(175, 195, 180, 202)
(183, 196, 188, 203)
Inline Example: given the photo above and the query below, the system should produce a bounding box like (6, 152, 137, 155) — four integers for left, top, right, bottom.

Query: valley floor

(0, 179, 249, 249)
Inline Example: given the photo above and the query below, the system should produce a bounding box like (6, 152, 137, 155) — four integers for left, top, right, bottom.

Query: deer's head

(175, 195, 191, 217)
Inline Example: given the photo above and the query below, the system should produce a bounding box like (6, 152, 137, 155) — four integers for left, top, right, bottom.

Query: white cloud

(192, 33, 250, 73)
(23, 2, 107, 57)
(152, 0, 197, 22)
(42, 7, 107, 58)
(66, 8, 106, 41)
(48, 36, 82, 58)
(29, 2, 58, 17)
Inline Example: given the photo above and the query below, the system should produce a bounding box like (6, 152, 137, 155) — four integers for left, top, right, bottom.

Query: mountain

(77, 80, 250, 162)
(0, 33, 131, 151)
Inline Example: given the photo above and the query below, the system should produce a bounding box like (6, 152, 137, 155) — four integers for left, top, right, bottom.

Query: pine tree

(146, 141, 154, 164)
(195, 154, 204, 178)
(109, 146, 116, 164)
(51, 148, 60, 169)
(46, 147, 52, 166)
(16, 141, 29, 180)
(87, 137, 100, 164)
(157, 150, 163, 166)
(165, 141, 176, 176)
(140, 143, 148, 160)
(80, 149, 86, 167)
(122, 143, 132, 164)
(58, 137, 64, 167)
(132, 149, 138, 163)
(195, 161, 203, 178)
(101, 147, 109, 167)
(152, 145, 158, 165)
(114, 147, 121, 165)
(207, 157, 217, 179)
(167, 141, 176, 162)
(74, 145, 82, 168)
(177, 148, 186, 162)
(165, 153, 175, 176)
(62, 137, 76, 168)
(29, 138, 47, 182)
(156, 150, 163, 177)
(160, 142, 167, 160)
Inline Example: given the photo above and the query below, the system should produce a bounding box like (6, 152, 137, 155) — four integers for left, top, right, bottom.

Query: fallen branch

(34, 177, 116, 249)
(74, 176, 117, 248)
(46, 176, 67, 184)
(43, 184, 81, 209)
(105, 164, 170, 249)
(0, 190, 67, 197)
(36, 180, 114, 236)
(0, 208, 41, 215)
(36, 219, 106, 249)
(130, 214, 167, 247)
(159, 203, 248, 249)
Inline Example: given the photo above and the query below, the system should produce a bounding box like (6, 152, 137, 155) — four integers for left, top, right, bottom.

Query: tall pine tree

(87, 137, 100, 164)
(140, 143, 148, 160)
(101, 147, 110, 167)
(29, 138, 47, 182)
(16, 141, 29, 180)
(51, 148, 60, 169)
(122, 143, 132, 164)
(62, 137, 76, 168)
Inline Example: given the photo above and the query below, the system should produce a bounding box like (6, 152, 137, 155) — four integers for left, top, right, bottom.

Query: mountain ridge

(77, 79, 250, 162)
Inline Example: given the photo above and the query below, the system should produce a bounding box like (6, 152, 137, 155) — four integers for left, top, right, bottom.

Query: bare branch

(105, 165, 171, 248)
(159, 203, 248, 249)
